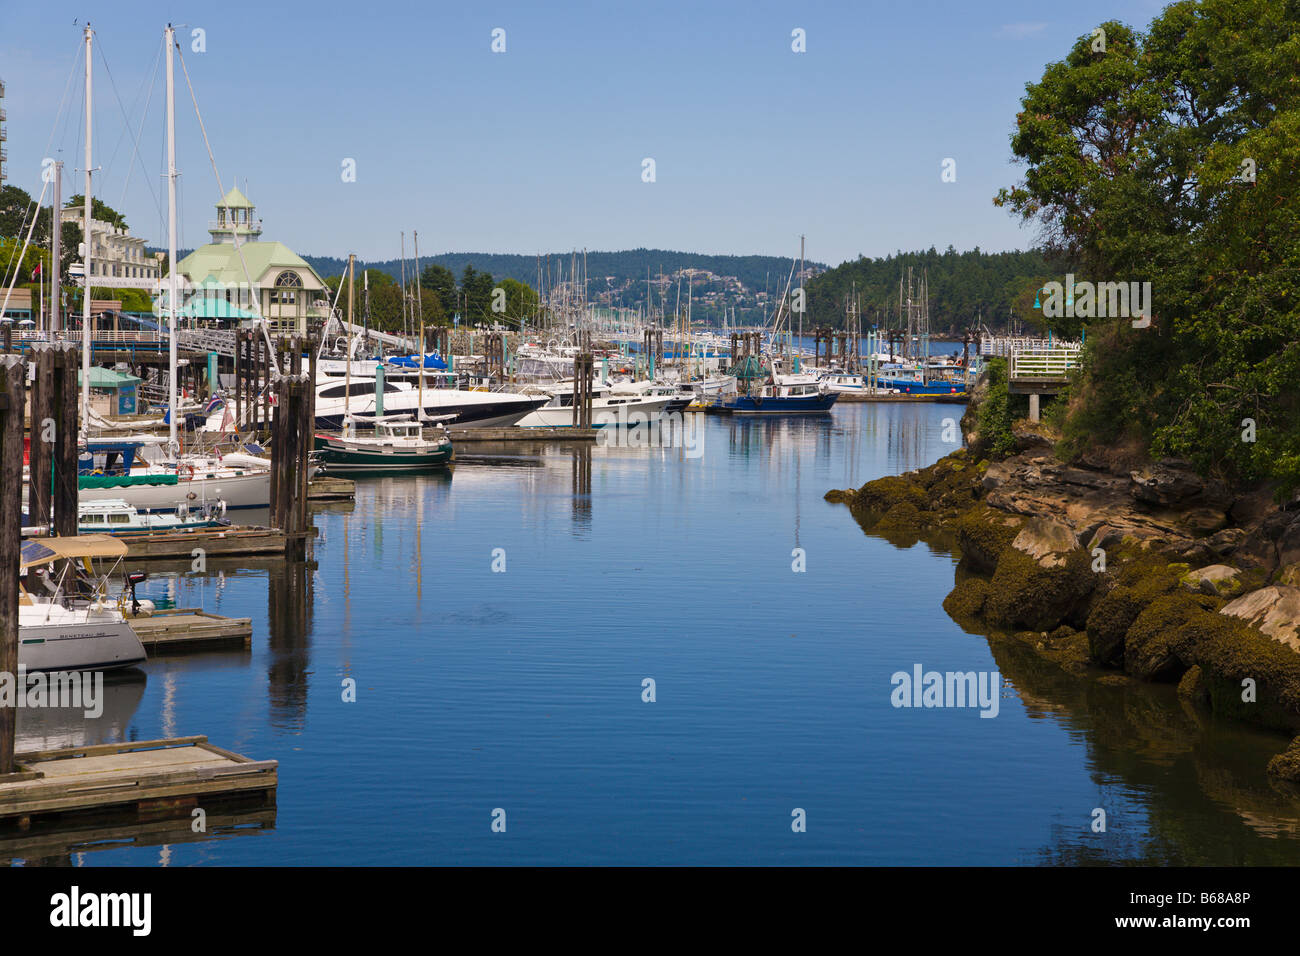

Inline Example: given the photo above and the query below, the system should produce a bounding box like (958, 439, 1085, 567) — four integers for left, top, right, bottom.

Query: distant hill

(805, 246, 1052, 334)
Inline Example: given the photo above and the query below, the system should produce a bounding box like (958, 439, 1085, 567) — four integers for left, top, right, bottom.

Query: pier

(0, 737, 276, 830)
(128, 608, 253, 653)
(1007, 347, 1081, 421)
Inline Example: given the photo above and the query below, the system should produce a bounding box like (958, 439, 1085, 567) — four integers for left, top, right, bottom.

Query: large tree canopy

(995, 0, 1300, 493)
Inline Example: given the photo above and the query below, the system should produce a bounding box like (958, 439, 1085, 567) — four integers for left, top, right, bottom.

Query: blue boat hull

(878, 378, 967, 396)
(723, 393, 838, 414)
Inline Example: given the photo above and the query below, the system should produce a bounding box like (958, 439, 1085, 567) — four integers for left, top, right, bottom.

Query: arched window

(272, 271, 302, 305)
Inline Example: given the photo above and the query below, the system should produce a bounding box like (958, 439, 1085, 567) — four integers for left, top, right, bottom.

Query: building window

(272, 270, 301, 306)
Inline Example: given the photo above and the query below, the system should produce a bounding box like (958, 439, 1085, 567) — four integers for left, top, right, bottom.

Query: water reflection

(267, 560, 314, 732)
(15, 670, 146, 753)
(846, 493, 1300, 864)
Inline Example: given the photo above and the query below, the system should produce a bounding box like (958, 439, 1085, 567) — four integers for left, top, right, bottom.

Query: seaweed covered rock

(1177, 664, 1209, 705)
(916, 452, 981, 515)
(954, 505, 1024, 574)
(1266, 736, 1300, 781)
(852, 475, 929, 513)
(943, 578, 989, 620)
(984, 518, 1096, 631)
(1186, 611, 1300, 731)
(1180, 564, 1246, 598)
(1084, 558, 1185, 667)
(1220, 586, 1300, 652)
(1125, 591, 1217, 681)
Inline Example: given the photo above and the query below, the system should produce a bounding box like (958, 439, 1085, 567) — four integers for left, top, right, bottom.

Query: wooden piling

(0, 354, 26, 777)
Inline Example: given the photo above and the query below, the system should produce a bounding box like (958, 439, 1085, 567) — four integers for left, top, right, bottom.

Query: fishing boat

(18, 535, 148, 673)
(722, 373, 839, 414)
(314, 415, 453, 473)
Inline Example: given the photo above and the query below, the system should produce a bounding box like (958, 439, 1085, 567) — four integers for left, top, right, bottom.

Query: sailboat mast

(799, 234, 805, 367)
(165, 25, 179, 452)
(345, 253, 354, 416)
(413, 230, 422, 354)
(81, 24, 93, 426)
(399, 232, 407, 344)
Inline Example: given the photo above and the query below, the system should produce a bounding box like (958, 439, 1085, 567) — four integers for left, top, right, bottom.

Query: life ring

(753, 393, 763, 407)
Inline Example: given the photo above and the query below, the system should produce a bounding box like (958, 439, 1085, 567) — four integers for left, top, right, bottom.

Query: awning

(20, 534, 127, 569)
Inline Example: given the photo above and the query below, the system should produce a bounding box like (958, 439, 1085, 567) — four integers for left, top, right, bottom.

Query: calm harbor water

(10, 401, 1300, 866)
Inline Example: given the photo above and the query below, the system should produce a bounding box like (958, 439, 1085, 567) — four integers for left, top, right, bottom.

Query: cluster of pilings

(483, 332, 506, 379)
(235, 330, 273, 439)
(643, 328, 664, 376)
(26, 343, 80, 538)
(269, 338, 315, 562)
(812, 328, 862, 371)
(571, 353, 594, 428)
(0, 354, 25, 775)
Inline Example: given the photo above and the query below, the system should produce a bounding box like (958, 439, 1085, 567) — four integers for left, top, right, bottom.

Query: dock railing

(1008, 346, 1082, 380)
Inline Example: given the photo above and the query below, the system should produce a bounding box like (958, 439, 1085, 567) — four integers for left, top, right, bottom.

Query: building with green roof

(166, 187, 330, 334)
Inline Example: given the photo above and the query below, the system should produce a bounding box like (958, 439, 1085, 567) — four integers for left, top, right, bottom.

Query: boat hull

(312, 394, 548, 430)
(18, 617, 147, 672)
(313, 435, 453, 473)
(75, 471, 271, 512)
(877, 378, 968, 395)
(519, 397, 675, 428)
(724, 393, 839, 414)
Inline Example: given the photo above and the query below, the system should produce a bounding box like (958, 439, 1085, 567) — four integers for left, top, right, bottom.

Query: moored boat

(314, 415, 453, 473)
(18, 535, 148, 673)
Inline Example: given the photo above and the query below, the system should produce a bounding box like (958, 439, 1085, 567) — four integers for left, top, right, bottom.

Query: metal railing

(1008, 347, 1082, 379)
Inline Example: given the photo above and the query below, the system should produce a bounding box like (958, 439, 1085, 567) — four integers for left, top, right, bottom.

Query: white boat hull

(76, 470, 271, 512)
(18, 614, 147, 672)
(517, 396, 674, 428)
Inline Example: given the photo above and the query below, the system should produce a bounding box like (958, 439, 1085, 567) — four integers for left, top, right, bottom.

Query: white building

(60, 206, 162, 288)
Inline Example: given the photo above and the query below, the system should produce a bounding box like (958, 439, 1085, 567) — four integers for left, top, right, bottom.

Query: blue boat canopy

(387, 353, 448, 371)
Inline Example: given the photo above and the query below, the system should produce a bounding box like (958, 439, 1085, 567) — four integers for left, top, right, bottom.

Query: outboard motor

(126, 571, 149, 615)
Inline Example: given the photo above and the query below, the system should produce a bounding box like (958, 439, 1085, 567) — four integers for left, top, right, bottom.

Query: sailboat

(69, 25, 273, 512)
(19, 535, 148, 673)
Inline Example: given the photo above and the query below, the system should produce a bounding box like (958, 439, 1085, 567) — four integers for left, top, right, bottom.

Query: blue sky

(1, 0, 1166, 267)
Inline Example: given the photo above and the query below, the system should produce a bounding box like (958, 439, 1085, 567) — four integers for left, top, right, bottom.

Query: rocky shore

(826, 407, 1300, 780)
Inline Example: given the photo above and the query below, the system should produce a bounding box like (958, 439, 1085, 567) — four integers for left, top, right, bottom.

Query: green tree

(419, 263, 457, 318)
(64, 194, 128, 230)
(996, 0, 1300, 491)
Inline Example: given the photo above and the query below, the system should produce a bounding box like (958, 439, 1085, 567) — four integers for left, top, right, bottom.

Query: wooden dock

(0, 736, 277, 830)
(119, 525, 300, 560)
(308, 476, 356, 500)
(128, 607, 252, 653)
(834, 392, 969, 404)
(448, 426, 597, 442)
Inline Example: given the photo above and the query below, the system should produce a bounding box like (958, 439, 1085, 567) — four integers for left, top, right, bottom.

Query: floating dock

(0, 736, 277, 830)
(834, 392, 969, 404)
(118, 525, 302, 560)
(448, 426, 598, 442)
(308, 476, 356, 500)
(128, 607, 252, 653)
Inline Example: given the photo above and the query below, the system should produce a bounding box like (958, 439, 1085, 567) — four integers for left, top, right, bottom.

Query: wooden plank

(15, 736, 208, 763)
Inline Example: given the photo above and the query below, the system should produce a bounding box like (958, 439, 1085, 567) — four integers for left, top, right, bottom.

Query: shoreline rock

(825, 441, 1300, 778)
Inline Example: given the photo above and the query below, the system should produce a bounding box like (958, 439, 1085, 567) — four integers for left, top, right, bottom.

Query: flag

(31, 262, 41, 280)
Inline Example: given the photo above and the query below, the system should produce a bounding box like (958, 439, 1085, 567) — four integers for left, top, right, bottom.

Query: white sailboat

(71, 26, 272, 512)
(19, 535, 148, 673)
